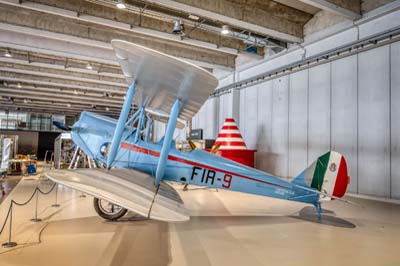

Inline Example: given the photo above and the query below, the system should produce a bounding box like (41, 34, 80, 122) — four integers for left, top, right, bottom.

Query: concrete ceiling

(0, 0, 362, 118)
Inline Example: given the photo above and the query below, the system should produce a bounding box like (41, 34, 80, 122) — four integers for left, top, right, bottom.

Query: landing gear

(93, 198, 127, 220)
(315, 202, 322, 220)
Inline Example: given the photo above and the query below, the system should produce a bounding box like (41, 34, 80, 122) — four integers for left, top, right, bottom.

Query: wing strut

(135, 106, 145, 142)
(107, 82, 135, 169)
(155, 99, 182, 186)
(145, 119, 153, 142)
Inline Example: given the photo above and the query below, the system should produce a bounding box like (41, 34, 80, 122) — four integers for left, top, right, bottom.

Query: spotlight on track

(188, 14, 199, 21)
(172, 19, 184, 35)
(221, 25, 230, 35)
(4, 48, 12, 58)
(116, 0, 126, 9)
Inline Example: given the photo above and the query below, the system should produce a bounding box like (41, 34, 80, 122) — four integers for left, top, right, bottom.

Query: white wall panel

(391, 42, 400, 199)
(152, 120, 165, 142)
(196, 104, 205, 133)
(331, 55, 358, 193)
(191, 113, 197, 129)
(211, 6, 400, 199)
(288, 70, 308, 178)
(209, 97, 219, 139)
(238, 49, 305, 79)
(239, 89, 246, 137)
(306, 28, 357, 57)
(308, 64, 331, 164)
(359, 9, 400, 39)
(219, 93, 232, 127)
(271, 76, 289, 178)
(243, 86, 258, 149)
(358, 46, 390, 197)
(256, 81, 273, 172)
(202, 98, 218, 139)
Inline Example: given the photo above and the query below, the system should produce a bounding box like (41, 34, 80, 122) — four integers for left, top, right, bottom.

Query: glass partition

(0, 110, 66, 132)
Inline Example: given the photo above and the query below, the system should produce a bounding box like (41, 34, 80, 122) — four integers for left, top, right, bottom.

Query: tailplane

(292, 151, 350, 201)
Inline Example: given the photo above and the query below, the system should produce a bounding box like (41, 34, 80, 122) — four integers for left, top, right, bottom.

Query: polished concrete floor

(0, 175, 399, 266)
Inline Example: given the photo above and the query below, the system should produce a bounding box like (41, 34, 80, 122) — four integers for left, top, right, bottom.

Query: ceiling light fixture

(17, 82, 22, 88)
(116, 0, 126, 9)
(106, 107, 110, 111)
(221, 25, 230, 35)
(86, 63, 93, 70)
(4, 48, 12, 58)
(172, 19, 184, 35)
(188, 14, 200, 21)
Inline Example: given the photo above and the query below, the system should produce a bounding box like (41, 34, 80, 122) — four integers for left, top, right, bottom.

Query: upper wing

(111, 40, 219, 121)
(45, 168, 189, 222)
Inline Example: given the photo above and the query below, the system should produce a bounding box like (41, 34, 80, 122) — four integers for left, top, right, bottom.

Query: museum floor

(0, 175, 399, 266)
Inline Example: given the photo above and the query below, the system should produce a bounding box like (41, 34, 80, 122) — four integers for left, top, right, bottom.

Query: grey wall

(210, 41, 400, 200)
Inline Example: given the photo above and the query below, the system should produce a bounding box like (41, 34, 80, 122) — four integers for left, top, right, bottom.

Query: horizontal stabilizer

(45, 168, 189, 222)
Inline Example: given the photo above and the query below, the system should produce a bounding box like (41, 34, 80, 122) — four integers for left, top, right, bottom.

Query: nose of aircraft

(71, 111, 116, 162)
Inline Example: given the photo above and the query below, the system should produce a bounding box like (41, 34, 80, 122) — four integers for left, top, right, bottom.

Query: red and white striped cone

(213, 118, 247, 150)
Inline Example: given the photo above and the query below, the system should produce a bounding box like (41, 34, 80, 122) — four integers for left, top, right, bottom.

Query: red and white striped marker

(213, 118, 247, 150)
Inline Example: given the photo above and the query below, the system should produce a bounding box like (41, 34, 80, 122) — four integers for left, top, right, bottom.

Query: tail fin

(292, 151, 350, 200)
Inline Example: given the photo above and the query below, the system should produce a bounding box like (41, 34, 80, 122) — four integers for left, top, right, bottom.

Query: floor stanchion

(30, 191, 42, 222)
(52, 184, 60, 208)
(2, 204, 17, 248)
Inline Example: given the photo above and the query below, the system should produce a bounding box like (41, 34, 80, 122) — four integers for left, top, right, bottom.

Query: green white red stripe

(304, 151, 350, 200)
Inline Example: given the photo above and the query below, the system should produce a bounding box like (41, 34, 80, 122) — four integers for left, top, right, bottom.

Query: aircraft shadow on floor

(290, 206, 356, 228)
(115, 207, 356, 229)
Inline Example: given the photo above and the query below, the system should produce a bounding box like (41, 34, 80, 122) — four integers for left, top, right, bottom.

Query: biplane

(46, 40, 350, 222)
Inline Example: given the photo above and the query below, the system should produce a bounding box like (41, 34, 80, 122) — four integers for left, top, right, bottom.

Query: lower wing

(45, 168, 189, 222)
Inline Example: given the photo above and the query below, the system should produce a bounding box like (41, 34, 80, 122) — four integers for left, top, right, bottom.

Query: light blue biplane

(46, 40, 350, 222)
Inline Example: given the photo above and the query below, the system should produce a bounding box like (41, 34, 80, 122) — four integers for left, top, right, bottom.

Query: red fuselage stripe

(120, 142, 288, 189)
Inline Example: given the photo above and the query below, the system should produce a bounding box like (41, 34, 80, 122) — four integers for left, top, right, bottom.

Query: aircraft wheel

(93, 198, 127, 220)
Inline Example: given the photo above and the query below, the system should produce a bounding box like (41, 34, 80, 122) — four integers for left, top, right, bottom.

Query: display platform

(0, 176, 400, 266)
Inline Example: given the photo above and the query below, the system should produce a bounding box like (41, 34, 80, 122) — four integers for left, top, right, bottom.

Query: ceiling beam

(0, 77, 125, 94)
(0, 63, 125, 88)
(0, 1, 237, 69)
(0, 102, 120, 117)
(140, 0, 306, 43)
(0, 69, 126, 94)
(22, 0, 243, 53)
(297, 0, 361, 20)
(0, 65, 126, 88)
(0, 87, 124, 106)
(0, 91, 123, 109)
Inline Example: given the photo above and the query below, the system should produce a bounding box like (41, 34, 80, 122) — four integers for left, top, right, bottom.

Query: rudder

(292, 151, 350, 200)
